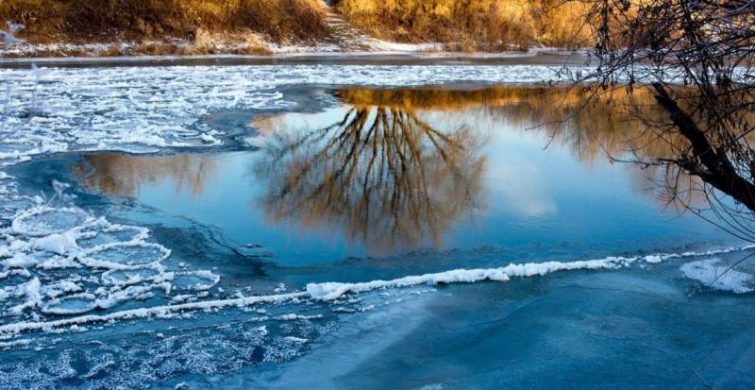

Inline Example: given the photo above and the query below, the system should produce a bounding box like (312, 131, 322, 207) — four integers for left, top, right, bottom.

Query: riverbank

(0, 50, 588, 69)
(0, 0, 591, 59)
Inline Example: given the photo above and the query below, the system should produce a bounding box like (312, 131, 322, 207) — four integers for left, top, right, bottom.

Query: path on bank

(318, 0, 442, 52)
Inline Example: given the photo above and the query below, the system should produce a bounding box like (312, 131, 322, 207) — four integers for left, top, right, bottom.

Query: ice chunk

(41, 294, 98, 316)
(101, 268, 164, 286)
(34, 231, 79, 255)
(171, 271, 220, 291)
(77, 225, 148, 249)
(79, 243, 170, 269)
(680, 258, 753, 294)
(283, 336, 309, 344)
(12, 207, 88, 237)
(9, 277, 41, 314)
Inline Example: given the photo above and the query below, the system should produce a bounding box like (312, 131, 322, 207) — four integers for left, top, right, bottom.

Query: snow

(680, 258, 753, 294)
(34, 231, 78, 255)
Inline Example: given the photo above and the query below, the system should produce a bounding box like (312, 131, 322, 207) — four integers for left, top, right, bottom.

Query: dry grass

(337, 0, 592, 50)
(0, 0, 328, 44)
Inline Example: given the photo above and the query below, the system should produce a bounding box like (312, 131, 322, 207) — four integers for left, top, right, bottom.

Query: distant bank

(0, 0, 591, 58)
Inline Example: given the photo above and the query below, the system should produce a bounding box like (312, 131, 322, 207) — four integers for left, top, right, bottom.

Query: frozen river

(0, 64, 753, 389)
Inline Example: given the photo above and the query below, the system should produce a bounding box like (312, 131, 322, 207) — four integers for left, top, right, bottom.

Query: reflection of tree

(486, 86, 707, 210)
(339, 86, 702, 209)
(255, 102, 486, 255)
(73, 153, 216, 197)
(580, 0, 755, 242)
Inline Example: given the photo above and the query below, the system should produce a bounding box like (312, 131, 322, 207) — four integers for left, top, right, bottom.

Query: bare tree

(577, 0, 755, 240)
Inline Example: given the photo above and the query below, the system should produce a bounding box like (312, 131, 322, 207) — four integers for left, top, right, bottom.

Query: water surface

(1, 84, 753, 389)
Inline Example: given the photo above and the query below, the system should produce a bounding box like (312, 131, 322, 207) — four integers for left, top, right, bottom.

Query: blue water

(79, 106, 731, 266)
(1, 86, 753, 389)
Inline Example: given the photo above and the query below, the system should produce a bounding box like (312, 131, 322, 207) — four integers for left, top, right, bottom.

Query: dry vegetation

(0, 0, 329, 44)
(336, 0, 593, 50)
(0, 0, 595, 52)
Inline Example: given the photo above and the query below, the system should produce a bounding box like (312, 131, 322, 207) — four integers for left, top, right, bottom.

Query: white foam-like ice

(680, 258, 754, 294)
(1, 244, 750, 337)
(0, 187, 221, 327)
(0, 291, 306, 336)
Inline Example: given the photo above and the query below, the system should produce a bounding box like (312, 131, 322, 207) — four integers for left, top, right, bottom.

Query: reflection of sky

(108, 104, 734, 265)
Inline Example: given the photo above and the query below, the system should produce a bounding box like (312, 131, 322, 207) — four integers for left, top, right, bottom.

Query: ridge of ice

(1, 243, 751, 337)
(306, 246, 755, 301)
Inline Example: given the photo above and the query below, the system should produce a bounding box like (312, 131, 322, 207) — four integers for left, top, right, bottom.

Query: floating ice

(171, 271, 221, 291)
(41, 293, 98, 316)
(680, 258, 753, 294)
(0, 64, 592, 166)
(79, 243, 170, 270)
(101, 268, 164, 286)
(33, 230, 78, 255)
(0, 181, 220, 329)
(77, 225, 148, 249)
(11, 207, 89, 237)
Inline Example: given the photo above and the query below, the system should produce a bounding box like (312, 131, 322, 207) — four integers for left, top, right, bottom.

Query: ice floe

(0, 182, 221, 329)
(11, 206, 89, 237)
(680, 258, 754, 294)
(0, 64, 587, 167)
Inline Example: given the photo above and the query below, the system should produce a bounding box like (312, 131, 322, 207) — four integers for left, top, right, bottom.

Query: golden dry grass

(0, 0, 328, 44)
(337, 0, 592, 50)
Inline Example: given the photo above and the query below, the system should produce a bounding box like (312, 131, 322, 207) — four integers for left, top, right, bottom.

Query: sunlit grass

(336, 0, 593, 50)
(0, 0, 329, 44)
